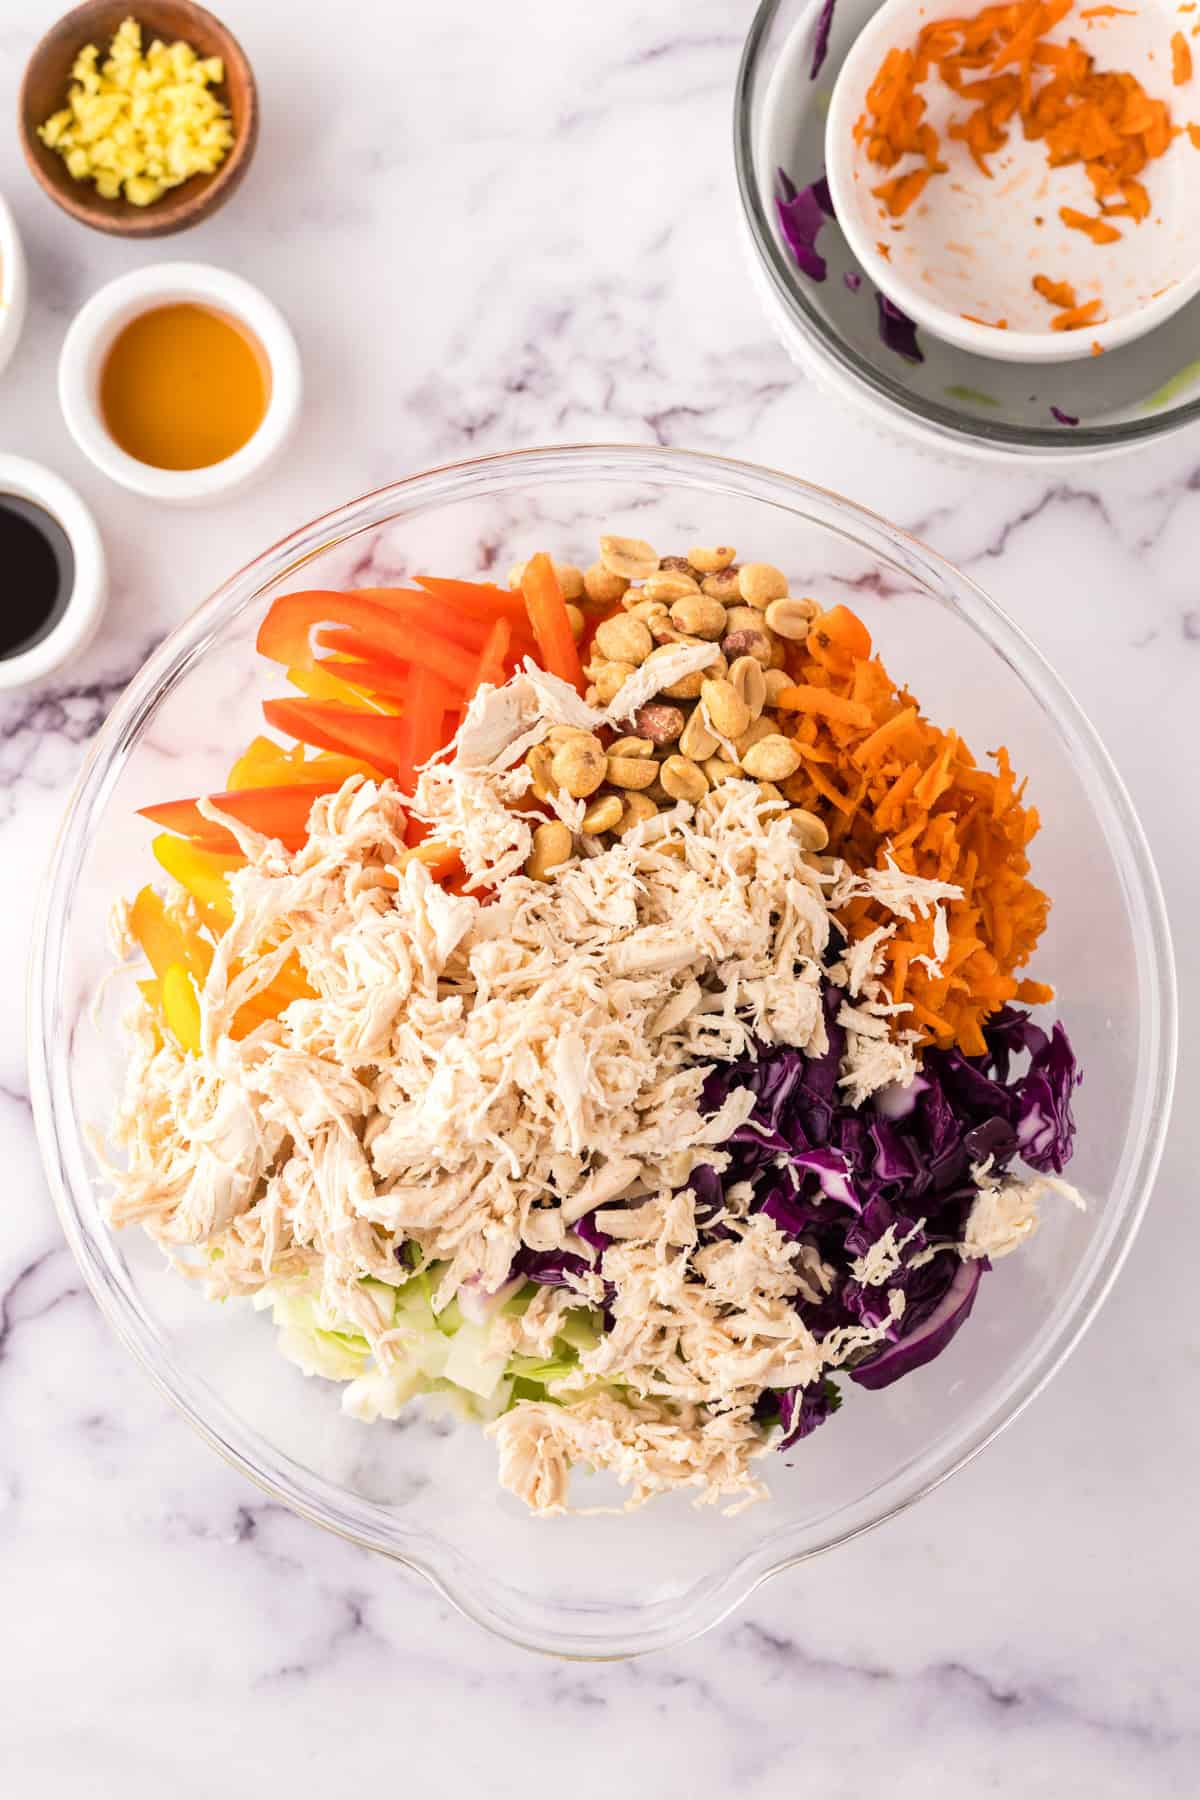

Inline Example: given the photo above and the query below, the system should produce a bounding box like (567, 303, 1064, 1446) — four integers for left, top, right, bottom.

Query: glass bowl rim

(733, 0, 1200, 456)
(27, 442, 1179, 1658)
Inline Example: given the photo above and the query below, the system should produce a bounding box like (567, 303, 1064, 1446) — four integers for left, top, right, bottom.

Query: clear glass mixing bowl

(28, 446, 1177, 1658)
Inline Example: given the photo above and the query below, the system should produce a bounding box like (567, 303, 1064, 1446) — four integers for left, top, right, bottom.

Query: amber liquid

(100, 303, 271, 471)
(0, 495, 75, 658)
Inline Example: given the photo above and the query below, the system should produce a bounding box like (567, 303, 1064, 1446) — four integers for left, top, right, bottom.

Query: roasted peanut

(735, 716, 776, 759)
(642, 569, 699, 603)
(615, 791, 659, 834)
(551, 733, 607, 798)
(580, 792, 624, 835)
(689, 544, 737, 574)
(526, 820, 573, 881)
(594, 614, 653, 666)
(738, 562, 788, 609)
(679, 706, 719, 761)
(741, 734, 803, 781)
(633, 701, 685, 745)
(626, 598, 670, 629)
(599, 534, 659, 582)
(669, 594, 728, 640)
(525, 742, 557, 802)
(701, 677, 751, 740)
(661, 665, 708, 700)
(763, 668, 793, 705)
(764, 597, 815, 641)
(786, 807, 829, 851)
(725, 605, 767, 636)
(607, 735, 655, 759)
(592, 659, 635, 704)
(606, 754, 659, 790)
(583, 561, 630, 607)
(722, 626, 773, 666)
(728, 654, 766, 720)
(700, 567, 741, 603)
(565, 603, 586, 641)
(756, 781, 785, 808)
(660, 554, 702, 579)
(768, 637, 788, 670)
(702, 757, 746, 787)
(659, 754, 709, 804)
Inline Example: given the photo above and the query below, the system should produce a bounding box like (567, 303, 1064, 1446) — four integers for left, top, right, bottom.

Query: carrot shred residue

(778, 607, 1051, 1053)
(1078, 5, 1137, 15)
(1060, 205, 1121, 243)
(1033, 272, 1078, 307)
(1172, 30, 1193, 82)
(1051, 296, 1105, 327)
(1189, 122, 1200, 145)
(854, 0, 1177, 256)
(962, 312, 1009, 325)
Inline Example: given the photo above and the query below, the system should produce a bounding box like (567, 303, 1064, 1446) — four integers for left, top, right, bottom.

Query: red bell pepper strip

(403, 672, 456, 771)
(139, 783, 341, 855)
(257, 590, 479, 691)
(520, 553, 584, 691)
(262, 696, 421, 777)
(413, 574, 531, 630)
(353, 587, 494, 654)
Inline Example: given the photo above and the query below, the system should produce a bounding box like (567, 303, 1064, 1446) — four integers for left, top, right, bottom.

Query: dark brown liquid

(0, 495, 75, 659)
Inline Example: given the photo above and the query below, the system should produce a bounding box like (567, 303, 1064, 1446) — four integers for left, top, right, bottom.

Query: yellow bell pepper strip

(152, 833, 242, 930)
(162, 964, 202, 1054)
(139, 782, 341, 855)
(520, 553, 584, 692)
(286, 662, 401, 714)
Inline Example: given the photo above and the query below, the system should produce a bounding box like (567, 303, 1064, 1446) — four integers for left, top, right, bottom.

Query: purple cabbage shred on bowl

(810, 0, 837, 80)
(775, 168, 834, 283)
(1050, 406, 1080, 426)
(694, 990, 1080, 1450)
(876, 293, 925, 364)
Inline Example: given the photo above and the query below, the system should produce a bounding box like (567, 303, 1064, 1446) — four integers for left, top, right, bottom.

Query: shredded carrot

(1091, 338, 1105, 352)
(1033, 272, 1077, 307)
(855, 0, 1176, 259)
(1079, 5, 1137, 15)
(1173, 30, 1193, 82)
(1051, 296, 1105, 327)
(776, 606, 1051, 1053)
(1061, 205, 1121, 243)
(1189, 121, 1200, 145)
(962, 313, 1008, 326)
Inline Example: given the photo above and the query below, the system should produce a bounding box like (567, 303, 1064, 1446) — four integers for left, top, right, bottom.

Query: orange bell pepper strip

(139, 782, 341, 855)
(520, 553, 584, 691)
(256, 590, 479, 691)
(129, 886, 213, 983)
(261, 696, 419, 777)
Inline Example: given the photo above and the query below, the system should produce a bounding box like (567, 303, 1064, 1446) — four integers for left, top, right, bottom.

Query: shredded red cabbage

(776, 168, 832, 283)
(876, 293, 925, 364)
(810, 0, 837, 79)
(697, 991, 1080, 1434)
(1050, 406, 1080, 426)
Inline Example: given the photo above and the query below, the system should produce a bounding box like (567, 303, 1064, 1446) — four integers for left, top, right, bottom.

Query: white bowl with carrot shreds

(826, 0, 1200, 361)
(97, 536, 1084, 1518)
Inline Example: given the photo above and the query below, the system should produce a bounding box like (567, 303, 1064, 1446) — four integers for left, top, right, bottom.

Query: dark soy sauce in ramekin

(0, 494, 75, 658)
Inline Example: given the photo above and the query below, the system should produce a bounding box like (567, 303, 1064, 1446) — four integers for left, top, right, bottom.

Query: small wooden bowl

(18, 1, 258, 238)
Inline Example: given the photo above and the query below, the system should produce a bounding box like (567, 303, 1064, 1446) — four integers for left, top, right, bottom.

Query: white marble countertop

(1, 1, 1196, 1792)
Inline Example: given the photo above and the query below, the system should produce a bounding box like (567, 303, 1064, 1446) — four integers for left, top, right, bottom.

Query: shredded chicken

(103, 672, 975, 1515)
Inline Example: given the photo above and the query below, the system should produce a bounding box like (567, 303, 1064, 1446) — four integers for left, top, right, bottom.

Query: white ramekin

(0, 194, 28, 378)
(0, 455, 107, 690)
(58, 262, 302, 503)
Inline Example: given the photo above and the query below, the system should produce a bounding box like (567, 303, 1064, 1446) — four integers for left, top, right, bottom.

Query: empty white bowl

(826, 0, 1200, 362)
(58, 262, 302, 503)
